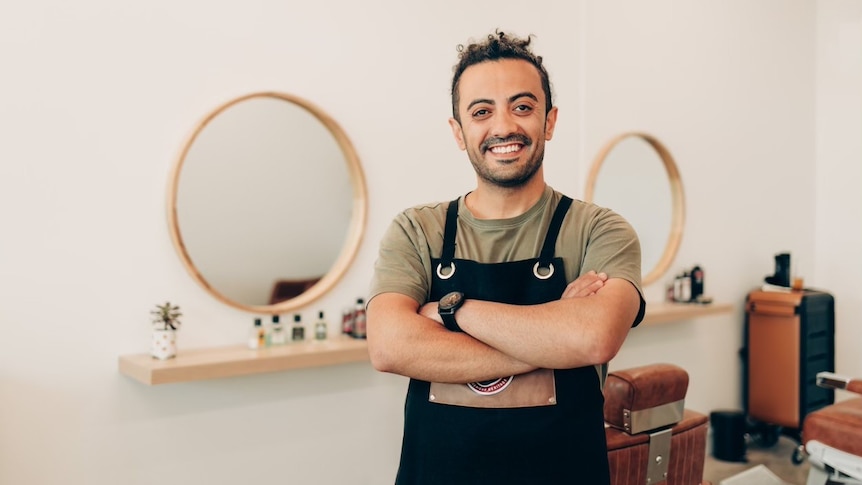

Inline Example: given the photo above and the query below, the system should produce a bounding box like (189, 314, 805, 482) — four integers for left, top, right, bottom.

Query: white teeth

(490, 144, 520, 154)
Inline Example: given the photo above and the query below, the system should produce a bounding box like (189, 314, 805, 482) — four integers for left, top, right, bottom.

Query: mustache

(480, 134, 532, 153)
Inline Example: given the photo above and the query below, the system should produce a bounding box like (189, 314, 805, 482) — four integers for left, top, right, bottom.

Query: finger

(561, 279, 590, 298)
(580, 279, 605, 296)
(562, 272, 605, 298)
(564, 272, 598, 295)
(569, 272, 608, 296)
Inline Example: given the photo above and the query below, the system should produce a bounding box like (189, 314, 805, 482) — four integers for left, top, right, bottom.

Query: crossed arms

(366, 271, 641, 384)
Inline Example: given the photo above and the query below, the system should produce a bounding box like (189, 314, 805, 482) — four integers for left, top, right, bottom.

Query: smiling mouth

(481, 134, 532, 155)
(487, 143, 523, 155)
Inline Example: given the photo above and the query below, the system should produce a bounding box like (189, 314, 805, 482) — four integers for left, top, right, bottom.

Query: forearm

(458, 279, 640, 369)
(367, 293, 537, 383)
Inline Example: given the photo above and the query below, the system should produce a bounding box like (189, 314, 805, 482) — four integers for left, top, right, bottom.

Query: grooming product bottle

(314, 311, 328, 340)
(248, 318, 265, 349)
(690, 265, 704, 301)
(292, 314, 305, 342)
(269, 315, 286, 346)
(341, 305, 355, 335)
(352, 298, 367, 339)
(262, 316, 272, 346)
(681, 271, 692, 302)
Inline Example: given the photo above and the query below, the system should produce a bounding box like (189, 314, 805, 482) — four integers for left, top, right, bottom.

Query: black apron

(395, 196, 610, 485)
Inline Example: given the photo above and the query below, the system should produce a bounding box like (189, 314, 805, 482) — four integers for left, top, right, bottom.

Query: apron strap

(441, 195, 571, 275)
(440, 198, 460, 265)
(538, 196, 573, 265)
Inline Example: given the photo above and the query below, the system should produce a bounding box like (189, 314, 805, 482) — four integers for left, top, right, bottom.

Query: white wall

(582, 1, 819, 415)
(0, 1, 856, 483)
(815, 0, 862, 395)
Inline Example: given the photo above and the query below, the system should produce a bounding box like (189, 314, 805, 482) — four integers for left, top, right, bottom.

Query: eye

(471, 108, 491, 119)
(514, 104, 534, 114)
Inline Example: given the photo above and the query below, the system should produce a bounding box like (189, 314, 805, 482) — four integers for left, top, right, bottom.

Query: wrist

(442, 313, 462, 332)
(438, 291, 465, 332)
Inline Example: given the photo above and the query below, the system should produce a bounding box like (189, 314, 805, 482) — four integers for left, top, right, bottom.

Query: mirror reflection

(585, 132, 684, 286)
(168, 92, 367, 313)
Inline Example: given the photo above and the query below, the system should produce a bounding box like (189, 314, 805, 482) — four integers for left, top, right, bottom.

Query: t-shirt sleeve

(581, 209, 646, 327)
(367, 212, 432, 306)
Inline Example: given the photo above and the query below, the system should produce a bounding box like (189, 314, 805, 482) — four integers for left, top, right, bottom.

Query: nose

(490, 110, 518, 138)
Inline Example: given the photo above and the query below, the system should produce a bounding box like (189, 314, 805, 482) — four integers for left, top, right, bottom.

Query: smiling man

(367, 30, 645, 484)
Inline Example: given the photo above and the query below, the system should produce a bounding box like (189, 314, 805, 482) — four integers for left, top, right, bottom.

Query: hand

(561, 270, 607, 299)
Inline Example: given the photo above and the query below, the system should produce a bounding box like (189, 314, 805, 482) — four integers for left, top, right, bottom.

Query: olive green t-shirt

(369, 185, 644, 322)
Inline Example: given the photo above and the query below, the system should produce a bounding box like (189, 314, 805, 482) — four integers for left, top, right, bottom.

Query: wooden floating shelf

(119, 335, 370, 385)
(641, 301, 734, 326)
(119, 302, 732, 385)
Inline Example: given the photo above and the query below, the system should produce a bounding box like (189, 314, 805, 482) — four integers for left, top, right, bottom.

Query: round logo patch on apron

(467, 376, 513, 395)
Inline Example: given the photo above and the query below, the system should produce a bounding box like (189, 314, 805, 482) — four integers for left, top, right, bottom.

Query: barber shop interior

(1, 1, 860, 484)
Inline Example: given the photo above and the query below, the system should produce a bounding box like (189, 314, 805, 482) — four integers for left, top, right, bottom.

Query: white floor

(703, 436, 810, 485)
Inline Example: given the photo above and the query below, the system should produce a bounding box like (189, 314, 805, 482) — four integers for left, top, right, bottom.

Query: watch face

(440, 291, 463, 310)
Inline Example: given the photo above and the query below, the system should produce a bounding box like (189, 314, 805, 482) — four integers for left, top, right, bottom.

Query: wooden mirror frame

(584, 132, 685, 286)
(166, 91, 368, 314)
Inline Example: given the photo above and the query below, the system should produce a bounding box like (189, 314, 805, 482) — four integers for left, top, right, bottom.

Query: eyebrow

(466, 92, 539, 111)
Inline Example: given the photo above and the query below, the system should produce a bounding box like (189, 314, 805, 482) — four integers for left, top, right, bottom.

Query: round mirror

(167, 91, 367, 314)
(584, 132, 684, 286)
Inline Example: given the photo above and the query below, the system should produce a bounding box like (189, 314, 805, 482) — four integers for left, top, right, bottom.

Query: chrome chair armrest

(817, 372, 862, 395)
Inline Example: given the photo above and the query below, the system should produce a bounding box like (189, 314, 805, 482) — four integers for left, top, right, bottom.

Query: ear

(544, 106, 559, 141)
(448, 118, 466, 150)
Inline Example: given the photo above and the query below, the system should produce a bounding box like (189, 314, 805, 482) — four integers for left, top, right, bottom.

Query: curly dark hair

(451, 30, 553, 123)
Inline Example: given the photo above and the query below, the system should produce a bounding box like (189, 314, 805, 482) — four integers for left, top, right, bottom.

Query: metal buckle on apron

(436, 262, 455, 280)
(533, 261, 554, 280)
(429, 368, 557, 408)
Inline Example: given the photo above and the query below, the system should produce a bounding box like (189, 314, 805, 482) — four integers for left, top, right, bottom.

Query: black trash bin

(710, 410, 747, 462)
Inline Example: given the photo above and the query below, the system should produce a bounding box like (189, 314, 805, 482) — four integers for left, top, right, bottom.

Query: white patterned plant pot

(151, 329, 177, 360)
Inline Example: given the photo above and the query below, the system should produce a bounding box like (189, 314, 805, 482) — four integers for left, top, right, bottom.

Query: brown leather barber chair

(801, 372, 862, 484)
(605, 363, 710, 485)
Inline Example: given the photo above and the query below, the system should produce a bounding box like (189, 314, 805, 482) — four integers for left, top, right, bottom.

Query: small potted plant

(150, 301, 182, 359)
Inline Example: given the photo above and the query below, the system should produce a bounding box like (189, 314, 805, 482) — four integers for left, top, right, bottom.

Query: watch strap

(441, 312, 462, 333)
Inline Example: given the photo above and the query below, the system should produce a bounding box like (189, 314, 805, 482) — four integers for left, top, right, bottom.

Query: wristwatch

(438, 291, 465, 332)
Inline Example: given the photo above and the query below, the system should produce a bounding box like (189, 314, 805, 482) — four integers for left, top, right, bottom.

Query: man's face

(449, 59, 557, 188)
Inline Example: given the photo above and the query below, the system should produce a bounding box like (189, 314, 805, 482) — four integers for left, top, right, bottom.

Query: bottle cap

(272, 315, 280, 323)
(294, 314, 301, 322)
(254, 318, 262, 326)
(319, 311, 324, 318)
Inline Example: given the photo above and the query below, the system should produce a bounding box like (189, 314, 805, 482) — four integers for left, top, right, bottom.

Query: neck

(465, 177, 547, 219)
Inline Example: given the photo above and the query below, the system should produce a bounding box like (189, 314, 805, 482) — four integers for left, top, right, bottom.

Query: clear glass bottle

(291, 314, 305, 342)
(314, 311, 328, 340)
(269, 315, 286, 345)
(681, 271, 692, 302)
(248, 318, 265, 349)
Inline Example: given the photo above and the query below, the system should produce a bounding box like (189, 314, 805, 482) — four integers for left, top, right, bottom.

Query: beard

(467, 134, 546, 188)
